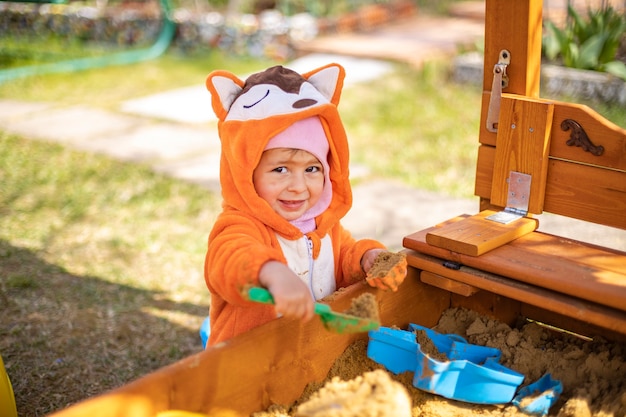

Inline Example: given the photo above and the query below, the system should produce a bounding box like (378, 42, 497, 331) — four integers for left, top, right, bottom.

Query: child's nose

(287, 173, 307, 192)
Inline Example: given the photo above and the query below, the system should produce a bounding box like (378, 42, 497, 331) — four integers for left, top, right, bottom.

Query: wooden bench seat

(403, 218, 626, 339)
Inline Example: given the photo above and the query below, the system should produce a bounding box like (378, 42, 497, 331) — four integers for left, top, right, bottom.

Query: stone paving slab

(74, 123, 220, 163)
(121, 85, 216, 125)
(0, 100, 53, 121)
(4, 106, 144, 145)
(293, 16, 485, 68)
(152, 152, 222, 192)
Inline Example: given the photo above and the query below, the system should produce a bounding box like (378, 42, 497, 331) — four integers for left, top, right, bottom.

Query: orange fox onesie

(204, 63, 385, 346)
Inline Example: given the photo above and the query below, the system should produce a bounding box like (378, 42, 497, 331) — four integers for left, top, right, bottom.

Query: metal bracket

(486, 49, 511, 133)
(487, 171, 531, 224)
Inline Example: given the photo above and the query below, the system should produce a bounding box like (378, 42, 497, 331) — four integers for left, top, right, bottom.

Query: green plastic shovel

(247, 287, 379, 334)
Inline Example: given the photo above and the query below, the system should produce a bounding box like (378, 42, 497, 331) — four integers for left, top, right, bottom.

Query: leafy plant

(543, 5, 626, 80)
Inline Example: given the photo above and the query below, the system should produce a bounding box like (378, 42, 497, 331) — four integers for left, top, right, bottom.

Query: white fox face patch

(206, 64, 344, 122)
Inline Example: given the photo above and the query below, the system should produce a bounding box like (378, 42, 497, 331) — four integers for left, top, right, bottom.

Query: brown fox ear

(303, 63, 345, 105)
(206, 70, 245, 121)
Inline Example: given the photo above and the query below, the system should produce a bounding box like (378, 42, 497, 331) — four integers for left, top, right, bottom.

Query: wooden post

(481, 0, 542, 97)
(490, 96, 554, 214)
(478, 0, 543, 206)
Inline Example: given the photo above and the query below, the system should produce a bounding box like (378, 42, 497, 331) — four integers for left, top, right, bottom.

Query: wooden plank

(551, 101, 626, 171)
(420, 270, 480, 297)
(477, 95, 626, 226)
(425, 209, 538, 256)
(490, 96, 553, 213)
(451, 291, 521, 328)
(404, 218, 626, 313)
(49, 276, 450, 417)
(407, 250, 626, 338)
(475, 144, 495, 199)
(480, 95, 626, 169)
(475, 145, 626, 229)
(479, 91, 626, 165)
(544, 159, 626, 229)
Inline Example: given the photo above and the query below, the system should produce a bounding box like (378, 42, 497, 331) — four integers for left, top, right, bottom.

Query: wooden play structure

(48, 1, 625, 416)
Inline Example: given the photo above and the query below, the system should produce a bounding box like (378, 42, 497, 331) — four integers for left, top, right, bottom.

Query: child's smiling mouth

(280, 200, 306, 209)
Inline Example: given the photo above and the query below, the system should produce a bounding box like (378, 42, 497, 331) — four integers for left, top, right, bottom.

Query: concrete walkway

(1, 7, 624, 251)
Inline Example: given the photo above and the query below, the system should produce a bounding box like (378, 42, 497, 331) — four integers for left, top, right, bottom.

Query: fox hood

(205, 63, 352, 240)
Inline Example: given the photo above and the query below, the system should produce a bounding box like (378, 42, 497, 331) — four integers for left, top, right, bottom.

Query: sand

(343, 292, 380, 323)
(366, 252, 406, 280)
(253, 307, 626, 417)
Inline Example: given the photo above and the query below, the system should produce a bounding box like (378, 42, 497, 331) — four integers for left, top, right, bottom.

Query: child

(203, 64, 406, 347)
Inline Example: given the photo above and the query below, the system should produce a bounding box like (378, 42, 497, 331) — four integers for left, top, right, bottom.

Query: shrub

(542, 5, 626, 80)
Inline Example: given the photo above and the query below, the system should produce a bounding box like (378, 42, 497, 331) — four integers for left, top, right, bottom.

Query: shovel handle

(247, 287, 274, 304)
(247, 287, 331, 314)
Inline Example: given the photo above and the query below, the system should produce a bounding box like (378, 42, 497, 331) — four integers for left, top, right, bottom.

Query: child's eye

(272, 166, 287, 173)
(306, 166, 321, 173)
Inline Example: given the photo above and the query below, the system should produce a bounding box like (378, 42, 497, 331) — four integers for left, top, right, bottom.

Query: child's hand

(361, 249, 385, 273)
(363, 250, 408, 292)
(258, 261, 315, 322)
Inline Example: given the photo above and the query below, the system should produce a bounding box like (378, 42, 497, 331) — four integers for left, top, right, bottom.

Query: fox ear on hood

(303, 63, 345, 106)
(206, 70, 245, 121)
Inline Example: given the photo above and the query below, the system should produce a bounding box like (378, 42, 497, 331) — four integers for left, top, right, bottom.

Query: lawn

(0, 132, 222, 416)
(0, 49, 274, 416)
(1, 42, 625, 416)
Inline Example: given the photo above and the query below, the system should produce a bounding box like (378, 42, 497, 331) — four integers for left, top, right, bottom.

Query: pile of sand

(253, 307, 626, 417)
(344, 292, 380, 322)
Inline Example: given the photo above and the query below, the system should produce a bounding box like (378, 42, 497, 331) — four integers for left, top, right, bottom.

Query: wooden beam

(480, 0, 543, 151)
(490, 96, 553, 213)
(482, 0, 542, 96)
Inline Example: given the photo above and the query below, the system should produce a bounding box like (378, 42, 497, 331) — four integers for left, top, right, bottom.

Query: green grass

(0, 49, 276, 416)
(0, 34, 138, 69)
(0, 133, 217, 295)
(341, 61, 481, 196)
(0, 132, 222, 415)
(0, 48, 275, 108)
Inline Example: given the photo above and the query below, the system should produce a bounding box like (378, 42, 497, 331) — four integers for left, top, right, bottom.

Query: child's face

(253, 148, 325, 222)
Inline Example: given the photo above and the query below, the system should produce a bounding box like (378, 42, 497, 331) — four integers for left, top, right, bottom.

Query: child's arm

(206, 212, 284, 304)
(334, 224, 385, 287)
(333, 224, 407, 291)
(258, 261, 316, 322)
